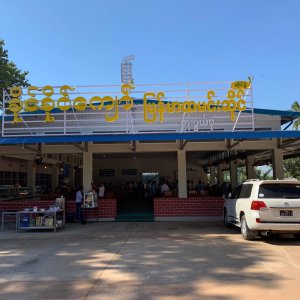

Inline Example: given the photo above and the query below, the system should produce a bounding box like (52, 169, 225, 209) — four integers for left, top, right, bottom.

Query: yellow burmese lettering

(206, 91, 216, 112)
(143, 92, 157, 123)
(182, 101, 191, 113)
(175, 102, 181, 113)
(237, 99, 246, 110)
(226, 100, 237, 121)
(186, 101, 197, 112)
(42, 85, 54, 97)
(166, 102, 175, 113)
(60, 85, 75, 96)
(41, 86, 55, 122)
(120, 83, 134, 110)
(221, 100, 229, 112)
(190, 101, 197, 112)
(105, 96, 119, 122)
(74, 97, 87, 111)
(227, 89, 236, 100)
(24, 98, 39, 112)
(207, 100, 216, 112)
(9, 86, 22, 98)
(27, 86, 40, 97)
(9, 87, 23, 123)
(89, 96, 104, 110)
(41, 98, 55, 122)
(57, 97, 71, 111)
(231, 81, 250, 90)
(207, 90, 215, 100)
(156, 92, 165, 122)
(237, 89, 245, 99)
(197, 101, 207, 112)
(8, 99, 23, 123)
(166, 102, 177, 113)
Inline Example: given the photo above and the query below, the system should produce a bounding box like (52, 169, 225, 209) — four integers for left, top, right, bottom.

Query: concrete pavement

(1, 221, 300, 300)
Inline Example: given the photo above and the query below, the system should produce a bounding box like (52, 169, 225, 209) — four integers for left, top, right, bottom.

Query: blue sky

(1, 0, 300, 110)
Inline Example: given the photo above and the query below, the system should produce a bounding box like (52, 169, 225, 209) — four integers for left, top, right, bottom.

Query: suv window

(231, 185, 242, 199)
(258, 184, 300, 198)
(240, 184, 252, 198)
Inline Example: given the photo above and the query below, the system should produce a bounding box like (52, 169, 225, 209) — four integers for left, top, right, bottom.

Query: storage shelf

(19, 225, 63, 229)
(18, 210, 65, 232)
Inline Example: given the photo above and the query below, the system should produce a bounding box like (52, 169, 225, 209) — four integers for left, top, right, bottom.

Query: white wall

(92, 154, 206, 187)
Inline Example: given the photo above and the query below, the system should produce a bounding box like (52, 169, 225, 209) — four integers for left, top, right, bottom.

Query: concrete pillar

(210, 166, 216, 185)
(272, 148, 284, 179)
(230, 161, 237, 188)
(51, 164, 59, 191)
(83, 151, 93, 192)
(246, 156, 255, 179)
(217, 165, 224, 185)
(27, 161, 36, 188)
(177, 150, 187, 198)
(68, 164, 74, 188)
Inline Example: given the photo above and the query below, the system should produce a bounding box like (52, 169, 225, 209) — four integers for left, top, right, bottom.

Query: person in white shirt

(98, 183, 105, 199)
(160, 182, 170, 195)
(75, 185, 84, 224)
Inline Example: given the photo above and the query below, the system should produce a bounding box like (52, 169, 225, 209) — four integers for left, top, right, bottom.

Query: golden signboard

(7, 81, 250, 124)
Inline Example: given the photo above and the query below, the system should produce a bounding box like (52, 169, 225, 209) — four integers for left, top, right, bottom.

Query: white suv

(223, 179, 300, 240)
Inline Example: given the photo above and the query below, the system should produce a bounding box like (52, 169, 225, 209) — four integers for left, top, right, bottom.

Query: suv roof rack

(245, 179, 260, 182)
(245, 178, 299, 183)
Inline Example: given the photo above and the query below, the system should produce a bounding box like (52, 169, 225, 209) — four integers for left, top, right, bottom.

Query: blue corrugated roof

(253, 108, 300, 118)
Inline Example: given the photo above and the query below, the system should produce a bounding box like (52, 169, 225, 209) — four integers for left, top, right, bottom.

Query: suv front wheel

(241, 215, 255, 240)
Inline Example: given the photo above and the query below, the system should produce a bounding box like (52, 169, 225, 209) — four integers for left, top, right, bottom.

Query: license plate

(280, 210, 293, 216)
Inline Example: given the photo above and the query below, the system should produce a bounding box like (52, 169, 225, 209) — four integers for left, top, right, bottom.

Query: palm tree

(291, 101, 300, 129)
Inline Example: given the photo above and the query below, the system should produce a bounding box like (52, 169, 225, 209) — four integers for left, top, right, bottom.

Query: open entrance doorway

(116, 172, 159, 221)
(92, 152, 177, 221)
(142, 172, 159, 184)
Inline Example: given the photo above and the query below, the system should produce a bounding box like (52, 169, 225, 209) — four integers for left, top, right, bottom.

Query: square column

(229, 161, 237, 188)
(210, 166, 216, 185)
(51, 165, 59, 192)
(272, 148, 284, 179)
(26, 161, 36, 188)
(83, 151, 93, 192)
(217, 165, 224, 185)
(177, 150, 187, 198)
(246, 157, 255, 179)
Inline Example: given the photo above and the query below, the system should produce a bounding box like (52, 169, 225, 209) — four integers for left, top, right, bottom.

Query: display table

(17, 209, 65, 232)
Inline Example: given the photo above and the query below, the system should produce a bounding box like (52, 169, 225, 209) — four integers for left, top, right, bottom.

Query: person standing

(75, 185, 84, 224)
(98, 183, 105, 199)
(160, 182, 170, 195)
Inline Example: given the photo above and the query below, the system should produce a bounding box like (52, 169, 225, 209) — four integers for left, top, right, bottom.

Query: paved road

(0, 222, 300, 300)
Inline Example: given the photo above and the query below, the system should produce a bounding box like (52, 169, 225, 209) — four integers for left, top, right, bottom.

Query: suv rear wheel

(241, 215, 255, 240)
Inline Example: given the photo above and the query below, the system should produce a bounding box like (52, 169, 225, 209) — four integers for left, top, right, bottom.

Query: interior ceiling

(1, 138, 300, 166)
(93, 152, 178, 159)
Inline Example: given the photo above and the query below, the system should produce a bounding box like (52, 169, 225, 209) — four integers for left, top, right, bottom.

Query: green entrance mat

(116, 212, 154, 222)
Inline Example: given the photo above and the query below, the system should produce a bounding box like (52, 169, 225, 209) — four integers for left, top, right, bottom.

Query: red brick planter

(154, 197, 224, 221)
(0, 198, 117, 221)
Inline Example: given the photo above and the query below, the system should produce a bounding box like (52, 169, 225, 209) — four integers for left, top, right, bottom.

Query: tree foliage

(255, 167, 273, 180)
(284, 157, 300, 180)
(0, 38, 30, 108)
(291, 101, 300, 129)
